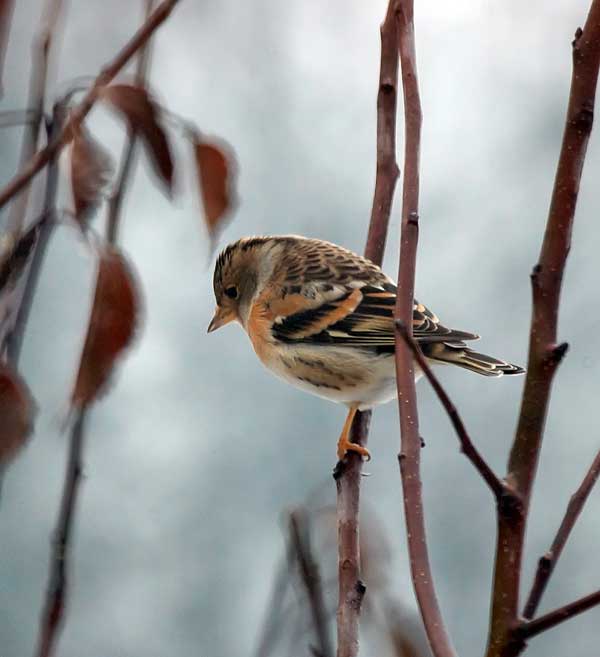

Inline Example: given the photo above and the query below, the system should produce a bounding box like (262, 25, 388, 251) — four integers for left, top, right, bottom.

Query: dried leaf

(0, 363, 35, 464)
(70, 125, 114, 226)
(71, 249, 139, 408)
(101, 84, 173, 194)
(191, 133, 237, 242)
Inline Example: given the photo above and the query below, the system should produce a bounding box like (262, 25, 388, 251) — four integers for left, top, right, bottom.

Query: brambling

(208, 235, 524, 460)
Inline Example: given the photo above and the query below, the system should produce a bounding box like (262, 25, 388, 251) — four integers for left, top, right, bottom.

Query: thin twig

(34, 409, 87, 657)
(289, 510, 333, 657)
(518, 589, 600, 640)
(485, 3, 600, 656)
(0, 0, 64, 359)
(4, 0, 63, 235)
(523, 447, 600, 619)
(395, 320, 505, 500)
(334, 3, 400, 657)
(34, 5, 164, 655)
(393, 3, 456, 657)
(0, 0, 180, 214)
(4, 104, 64, 364)
(0, 0, 15, 97)
(105, 0, 155, 244)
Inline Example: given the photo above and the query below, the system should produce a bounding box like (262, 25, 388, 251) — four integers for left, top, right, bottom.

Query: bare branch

(0, 0, 180, 214)
(334, 2, 400, 656)
(523, 447, 600, 619)
(485, 3, 600, 655)
(4, 0, 64, 235)
(395, 320, 505, 500)
(34, 409, 87, 657)
(0, 0, 15, 97)
(3, 104, 64, 364)
(518, 589, 600, 640)
(392, 2, 456, 656)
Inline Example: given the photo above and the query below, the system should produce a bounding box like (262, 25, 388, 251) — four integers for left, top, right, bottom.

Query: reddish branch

(519, 589, 600, 639)
(0, 0, 180, 214)
(334, 411, 369, 657)
(523, 447, 600, 619)
(485, 3, 600, 656)
(392, 2, 456, 656)
(395, 321, 505, 500)
(334, 3, 400, 657)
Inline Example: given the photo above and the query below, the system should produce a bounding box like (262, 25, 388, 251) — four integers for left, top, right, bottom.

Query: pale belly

(254, 341, 422, 410)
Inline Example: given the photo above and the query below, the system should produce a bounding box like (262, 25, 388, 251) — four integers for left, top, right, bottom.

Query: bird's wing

(270, 282, 479, 351)
(261, 237, 479, 350)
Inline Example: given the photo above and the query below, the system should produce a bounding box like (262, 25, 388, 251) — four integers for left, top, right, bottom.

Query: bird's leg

(337, 404, 371, 461)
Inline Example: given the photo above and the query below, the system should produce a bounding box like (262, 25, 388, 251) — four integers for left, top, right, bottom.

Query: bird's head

(208, 236, 276, 332)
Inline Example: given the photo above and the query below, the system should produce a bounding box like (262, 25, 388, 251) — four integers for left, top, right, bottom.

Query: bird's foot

(337, 436, 371, 461)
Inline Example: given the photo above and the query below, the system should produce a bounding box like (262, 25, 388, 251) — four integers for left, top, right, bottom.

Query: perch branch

(395, 320, 505, 499)
(523, 446, 600, 619)
(334, 2, 400, 657)
(393, 3, 456, 656)
(0, 0, 180, 214)
(485, 3, 600, 656)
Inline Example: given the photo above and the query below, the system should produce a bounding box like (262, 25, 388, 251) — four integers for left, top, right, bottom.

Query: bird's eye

(225, 286, 238, 299)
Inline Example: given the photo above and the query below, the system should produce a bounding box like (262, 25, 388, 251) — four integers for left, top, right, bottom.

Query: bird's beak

(207, 306, 235, 333)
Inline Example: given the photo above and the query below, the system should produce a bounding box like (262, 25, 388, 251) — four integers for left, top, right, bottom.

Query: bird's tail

(421, 342, 525, 377)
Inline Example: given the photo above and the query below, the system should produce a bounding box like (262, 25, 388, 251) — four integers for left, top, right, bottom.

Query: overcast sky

(1, 2, 599, 656)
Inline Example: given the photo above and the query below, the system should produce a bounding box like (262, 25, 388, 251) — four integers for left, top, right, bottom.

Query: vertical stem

(4, 0, 64, 235)
(34, 410, 87, 657)
(485, 2, 600, 655)
(393, 2, 456, 656)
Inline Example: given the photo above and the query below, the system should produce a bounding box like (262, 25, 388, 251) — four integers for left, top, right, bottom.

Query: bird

(208, 235, 524, 461)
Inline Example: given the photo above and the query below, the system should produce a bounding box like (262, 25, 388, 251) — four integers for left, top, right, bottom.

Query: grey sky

(1, 1, 599, 656)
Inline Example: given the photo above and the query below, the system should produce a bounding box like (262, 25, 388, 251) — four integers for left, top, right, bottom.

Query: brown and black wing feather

(272, 284, 524, 376)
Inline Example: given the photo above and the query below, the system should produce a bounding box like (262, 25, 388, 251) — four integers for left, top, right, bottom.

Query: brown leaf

(0, 363, 35, 464)
(191, 133, 237, 242)
(101, 84, 173, 194)
(71, 249, 139, 408)
(70, 125, 114, 225)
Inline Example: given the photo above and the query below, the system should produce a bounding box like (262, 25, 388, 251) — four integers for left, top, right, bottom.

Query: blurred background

(1, 1, 599, 655)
